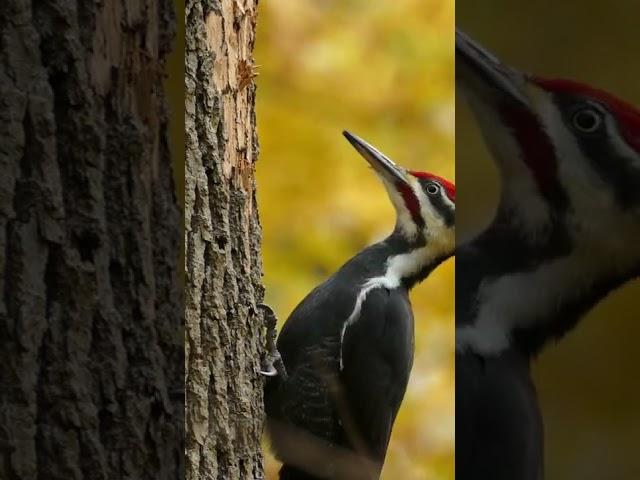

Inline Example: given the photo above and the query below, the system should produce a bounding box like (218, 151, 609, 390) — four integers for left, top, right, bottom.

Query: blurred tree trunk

(185, 1, 266, 479)
(0, 0, 183, 479)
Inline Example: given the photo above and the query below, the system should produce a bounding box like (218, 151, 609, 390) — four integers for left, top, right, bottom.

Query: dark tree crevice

(0, 0, 183, 478)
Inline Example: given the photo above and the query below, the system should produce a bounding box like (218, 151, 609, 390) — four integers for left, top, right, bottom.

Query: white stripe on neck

(456, 239, 637, 355)
(339, 245, 441, 369)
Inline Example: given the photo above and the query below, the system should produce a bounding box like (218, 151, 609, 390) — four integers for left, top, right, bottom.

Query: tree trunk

(0, 1, 183, 479)
(185, 0, 266, 479)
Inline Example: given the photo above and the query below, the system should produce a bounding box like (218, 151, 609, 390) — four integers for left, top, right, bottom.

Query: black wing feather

(456, 351, 544, 480)
(340, 287, 415, 465)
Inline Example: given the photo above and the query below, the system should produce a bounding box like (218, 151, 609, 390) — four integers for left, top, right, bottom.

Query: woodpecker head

(456, 30, 640, 260)
(343, 131, 455, 250)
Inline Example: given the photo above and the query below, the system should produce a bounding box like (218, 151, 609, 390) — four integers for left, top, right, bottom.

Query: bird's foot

(259, 303, 288, 380)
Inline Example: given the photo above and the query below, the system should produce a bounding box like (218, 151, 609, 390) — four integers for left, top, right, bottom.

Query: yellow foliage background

(254, 1, 454, 479)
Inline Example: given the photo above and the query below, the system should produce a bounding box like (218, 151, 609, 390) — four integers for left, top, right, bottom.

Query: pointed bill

(343, 131, 410, 186)
(456, 29, 529, 108)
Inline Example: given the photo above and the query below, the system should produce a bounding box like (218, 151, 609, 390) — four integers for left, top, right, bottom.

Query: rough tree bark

(0, 1, 183, 479)
(185, 0, 267, 479)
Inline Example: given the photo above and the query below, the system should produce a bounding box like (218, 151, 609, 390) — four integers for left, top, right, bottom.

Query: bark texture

(185, 0, 266, 479)
(0, 0, 183, 479)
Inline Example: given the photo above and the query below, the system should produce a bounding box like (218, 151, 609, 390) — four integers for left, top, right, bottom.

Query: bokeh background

(254, 1, 454, 478)
(456, 2, 640, 478)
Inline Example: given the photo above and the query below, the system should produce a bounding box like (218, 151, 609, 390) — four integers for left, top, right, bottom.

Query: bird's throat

(384, 231, 452, 290)
(457, 233, 640, 356)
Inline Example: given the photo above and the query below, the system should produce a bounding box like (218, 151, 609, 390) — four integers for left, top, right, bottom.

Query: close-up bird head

(456, 29, 640, 355)
(456, 30, 640, 248)
(343, 131, 455, 252)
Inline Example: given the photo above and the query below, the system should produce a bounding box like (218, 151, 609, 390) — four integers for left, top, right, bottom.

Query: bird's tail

(279, 464, 323, 480)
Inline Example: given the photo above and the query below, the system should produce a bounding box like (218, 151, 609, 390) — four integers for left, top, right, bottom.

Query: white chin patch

(383, 180, 419, 239)
(470, 94, 554, 238)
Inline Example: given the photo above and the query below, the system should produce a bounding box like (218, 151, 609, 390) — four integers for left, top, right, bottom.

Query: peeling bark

(0, 0, 183, 479)
(185, 0, 266, 479)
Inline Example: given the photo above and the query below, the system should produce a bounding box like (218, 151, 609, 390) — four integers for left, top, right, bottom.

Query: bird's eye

(426, 183, 440, 195)
(572, 108, 603, 133)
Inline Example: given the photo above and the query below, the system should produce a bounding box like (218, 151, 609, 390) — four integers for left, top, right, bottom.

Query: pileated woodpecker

(263, 131, 455, 480)
(456, 29, 640, 480)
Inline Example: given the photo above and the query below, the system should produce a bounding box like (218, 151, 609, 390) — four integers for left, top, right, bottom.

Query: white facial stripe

(596, 108, 640, 167)
(381, 179, 419, 240)
(539, 90, 638, 228)
(538, 91, 602, 219)
(412, 177, 456, 248)
(467, 94, 552, 238)
(414, 177, 441, 226)
(441, 190, 455, 211)
(383, 174, 457, 245)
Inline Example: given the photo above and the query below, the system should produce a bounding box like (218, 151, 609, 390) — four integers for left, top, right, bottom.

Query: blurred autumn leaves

(254, 1, 454, 478)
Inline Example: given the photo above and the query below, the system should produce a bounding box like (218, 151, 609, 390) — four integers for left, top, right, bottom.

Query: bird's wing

(267, 335, 343, 443)
(339, 287, 414, 465)
(456, 352, 544, 480)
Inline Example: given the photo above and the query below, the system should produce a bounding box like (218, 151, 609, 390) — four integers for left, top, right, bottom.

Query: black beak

(342, 131, 409, 186)
(456, 29, 529, 108)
